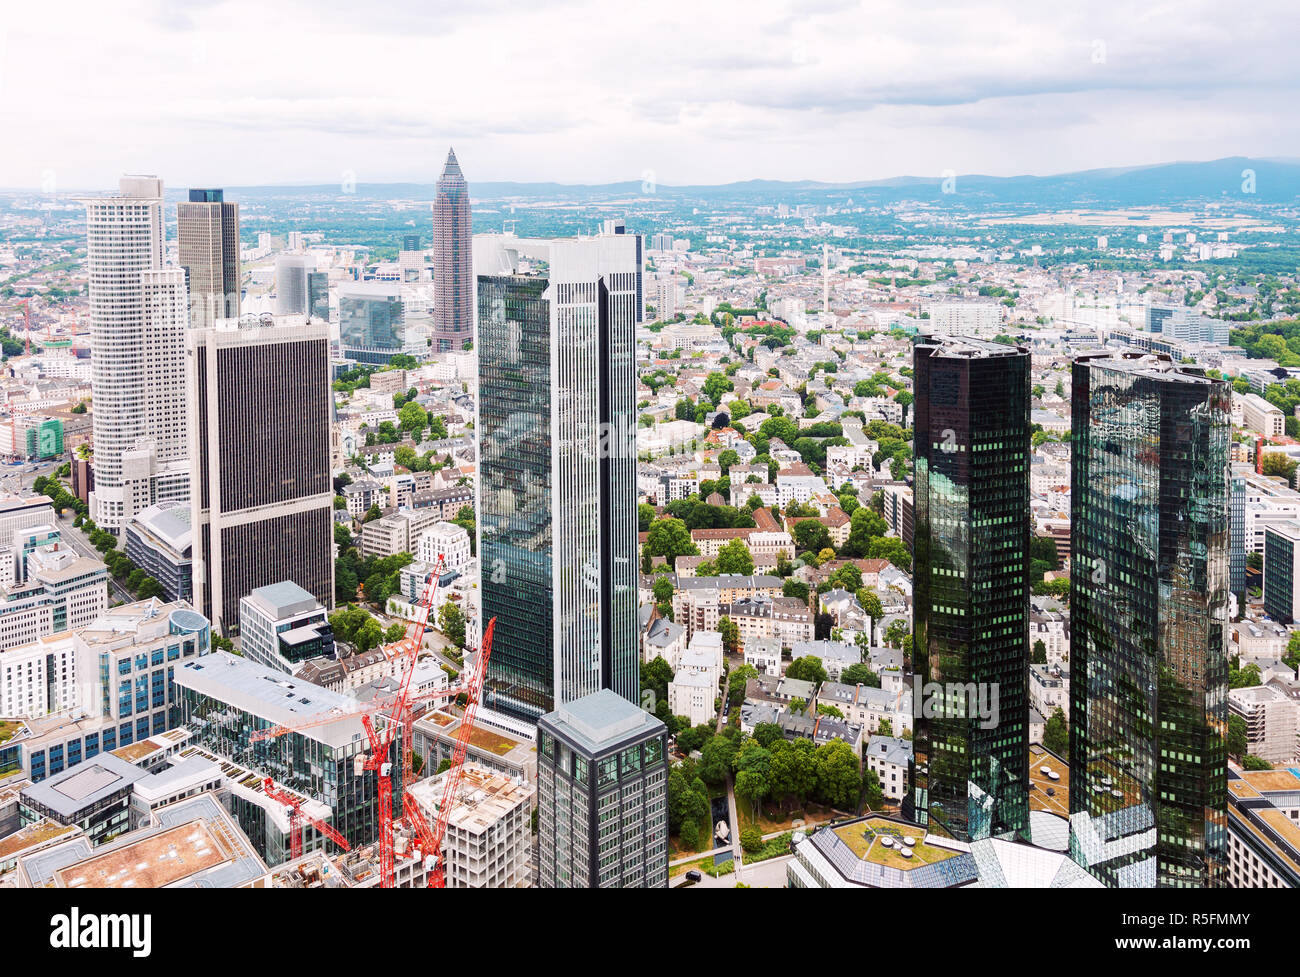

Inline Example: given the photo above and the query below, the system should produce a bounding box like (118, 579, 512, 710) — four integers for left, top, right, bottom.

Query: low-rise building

(123, 500, 193, 603)
(864, 735, 912, 802)
(239, 580, 334, 674)
(1229, 685, 1298, 765)
(407, 763, 534, 888)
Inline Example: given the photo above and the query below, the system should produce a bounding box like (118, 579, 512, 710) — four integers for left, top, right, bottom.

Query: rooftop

(173, 652, 368, 747)
(21, 753, 146, 818)
(20, 793, 268, 889)
(541, 689, 665, 758)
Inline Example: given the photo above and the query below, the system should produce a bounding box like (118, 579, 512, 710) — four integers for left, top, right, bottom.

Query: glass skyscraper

(476, 234, 641, 721)
(1069, 351, 1230, 888)
(911, 336, 1031, 843)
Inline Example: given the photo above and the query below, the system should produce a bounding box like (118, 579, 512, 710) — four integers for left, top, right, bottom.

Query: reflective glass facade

(339, 286, 406, 365)
(1069, 351, 1230, 888)
(912, 337, 1031, 843)
(477, 236, 641, 721)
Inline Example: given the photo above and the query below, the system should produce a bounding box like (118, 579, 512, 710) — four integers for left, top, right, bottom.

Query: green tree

(1043, 707, 1068, 756)
(645, 517, 698, 566)
(856, 588, 883, 620)
(840, 662, 880, 687)
(715, 538, 755, 575)
(699, 736, 738, 784)
(792, 519, 832, 554)
(785, 656, 828, 686)
(438, 602, 467, 647)
(813, 740, 862, 809)
(727, 663, 758, 706)
(1226, 714, 1249, 758)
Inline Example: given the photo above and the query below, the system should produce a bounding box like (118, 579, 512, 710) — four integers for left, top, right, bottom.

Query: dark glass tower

(911, 336, 1031, 842)
(432, 148, 473, 352)
(477, 235, 641, 721)
(1069, 351, 1230, 888)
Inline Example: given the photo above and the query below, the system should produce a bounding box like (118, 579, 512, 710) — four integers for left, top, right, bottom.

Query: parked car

(685, 870, 702, 883)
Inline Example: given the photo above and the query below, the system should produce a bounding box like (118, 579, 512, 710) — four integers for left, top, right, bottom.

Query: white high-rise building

(83, 176, 190, 533)
(274, 254, 311, 316)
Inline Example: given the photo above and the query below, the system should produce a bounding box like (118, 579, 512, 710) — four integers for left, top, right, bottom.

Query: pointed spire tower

(433, 147, 473, 352)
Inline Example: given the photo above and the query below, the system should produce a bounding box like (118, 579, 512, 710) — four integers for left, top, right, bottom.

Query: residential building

(1070, 351, 1231, 888)
(188, 314, 334, 634)
(912, 336, 1032, 843)
(865, 735, 912, 802)
(416, 520, 472, 571)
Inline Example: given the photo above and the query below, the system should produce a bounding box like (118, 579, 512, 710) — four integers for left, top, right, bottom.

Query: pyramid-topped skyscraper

(432, 147, 473, 351)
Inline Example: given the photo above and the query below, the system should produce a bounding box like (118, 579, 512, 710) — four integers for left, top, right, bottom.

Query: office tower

(1070, 351, 1230, 888)
(476, 233, 640, 721)
(402, 234, 421, 253)
(273, 254, 310, 316)
(83, 176, 190, 533)
(600, 219, 644, 323)
(338, 282, 407, 364)
(911, 336, 1031, 843)
(1263, 521, 1300, 624)
(655, 276, 677, 321)
(177, 188, 240, 329)
(432, 148, 472, 351)
(536, 689, 669, 888)
(306, 271, 330, 322)
(1230, 463, 1248, 598)
(188, 315, 334, 634)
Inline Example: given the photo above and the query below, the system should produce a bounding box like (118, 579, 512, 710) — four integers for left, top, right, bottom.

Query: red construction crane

(261, 777, 351, 861)
(249, 555, 447, 745)
(405, 616, 496, 888)
(248, 556, 481, 888)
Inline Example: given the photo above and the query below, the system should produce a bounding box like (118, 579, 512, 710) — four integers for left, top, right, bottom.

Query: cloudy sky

(1, 0, 1296, 189)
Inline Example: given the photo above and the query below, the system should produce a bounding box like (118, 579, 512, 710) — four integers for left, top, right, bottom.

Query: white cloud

(0, 0, 1297, 187)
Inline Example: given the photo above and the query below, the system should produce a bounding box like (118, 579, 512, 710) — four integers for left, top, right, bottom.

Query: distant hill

(188, 157, 1300, 207)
